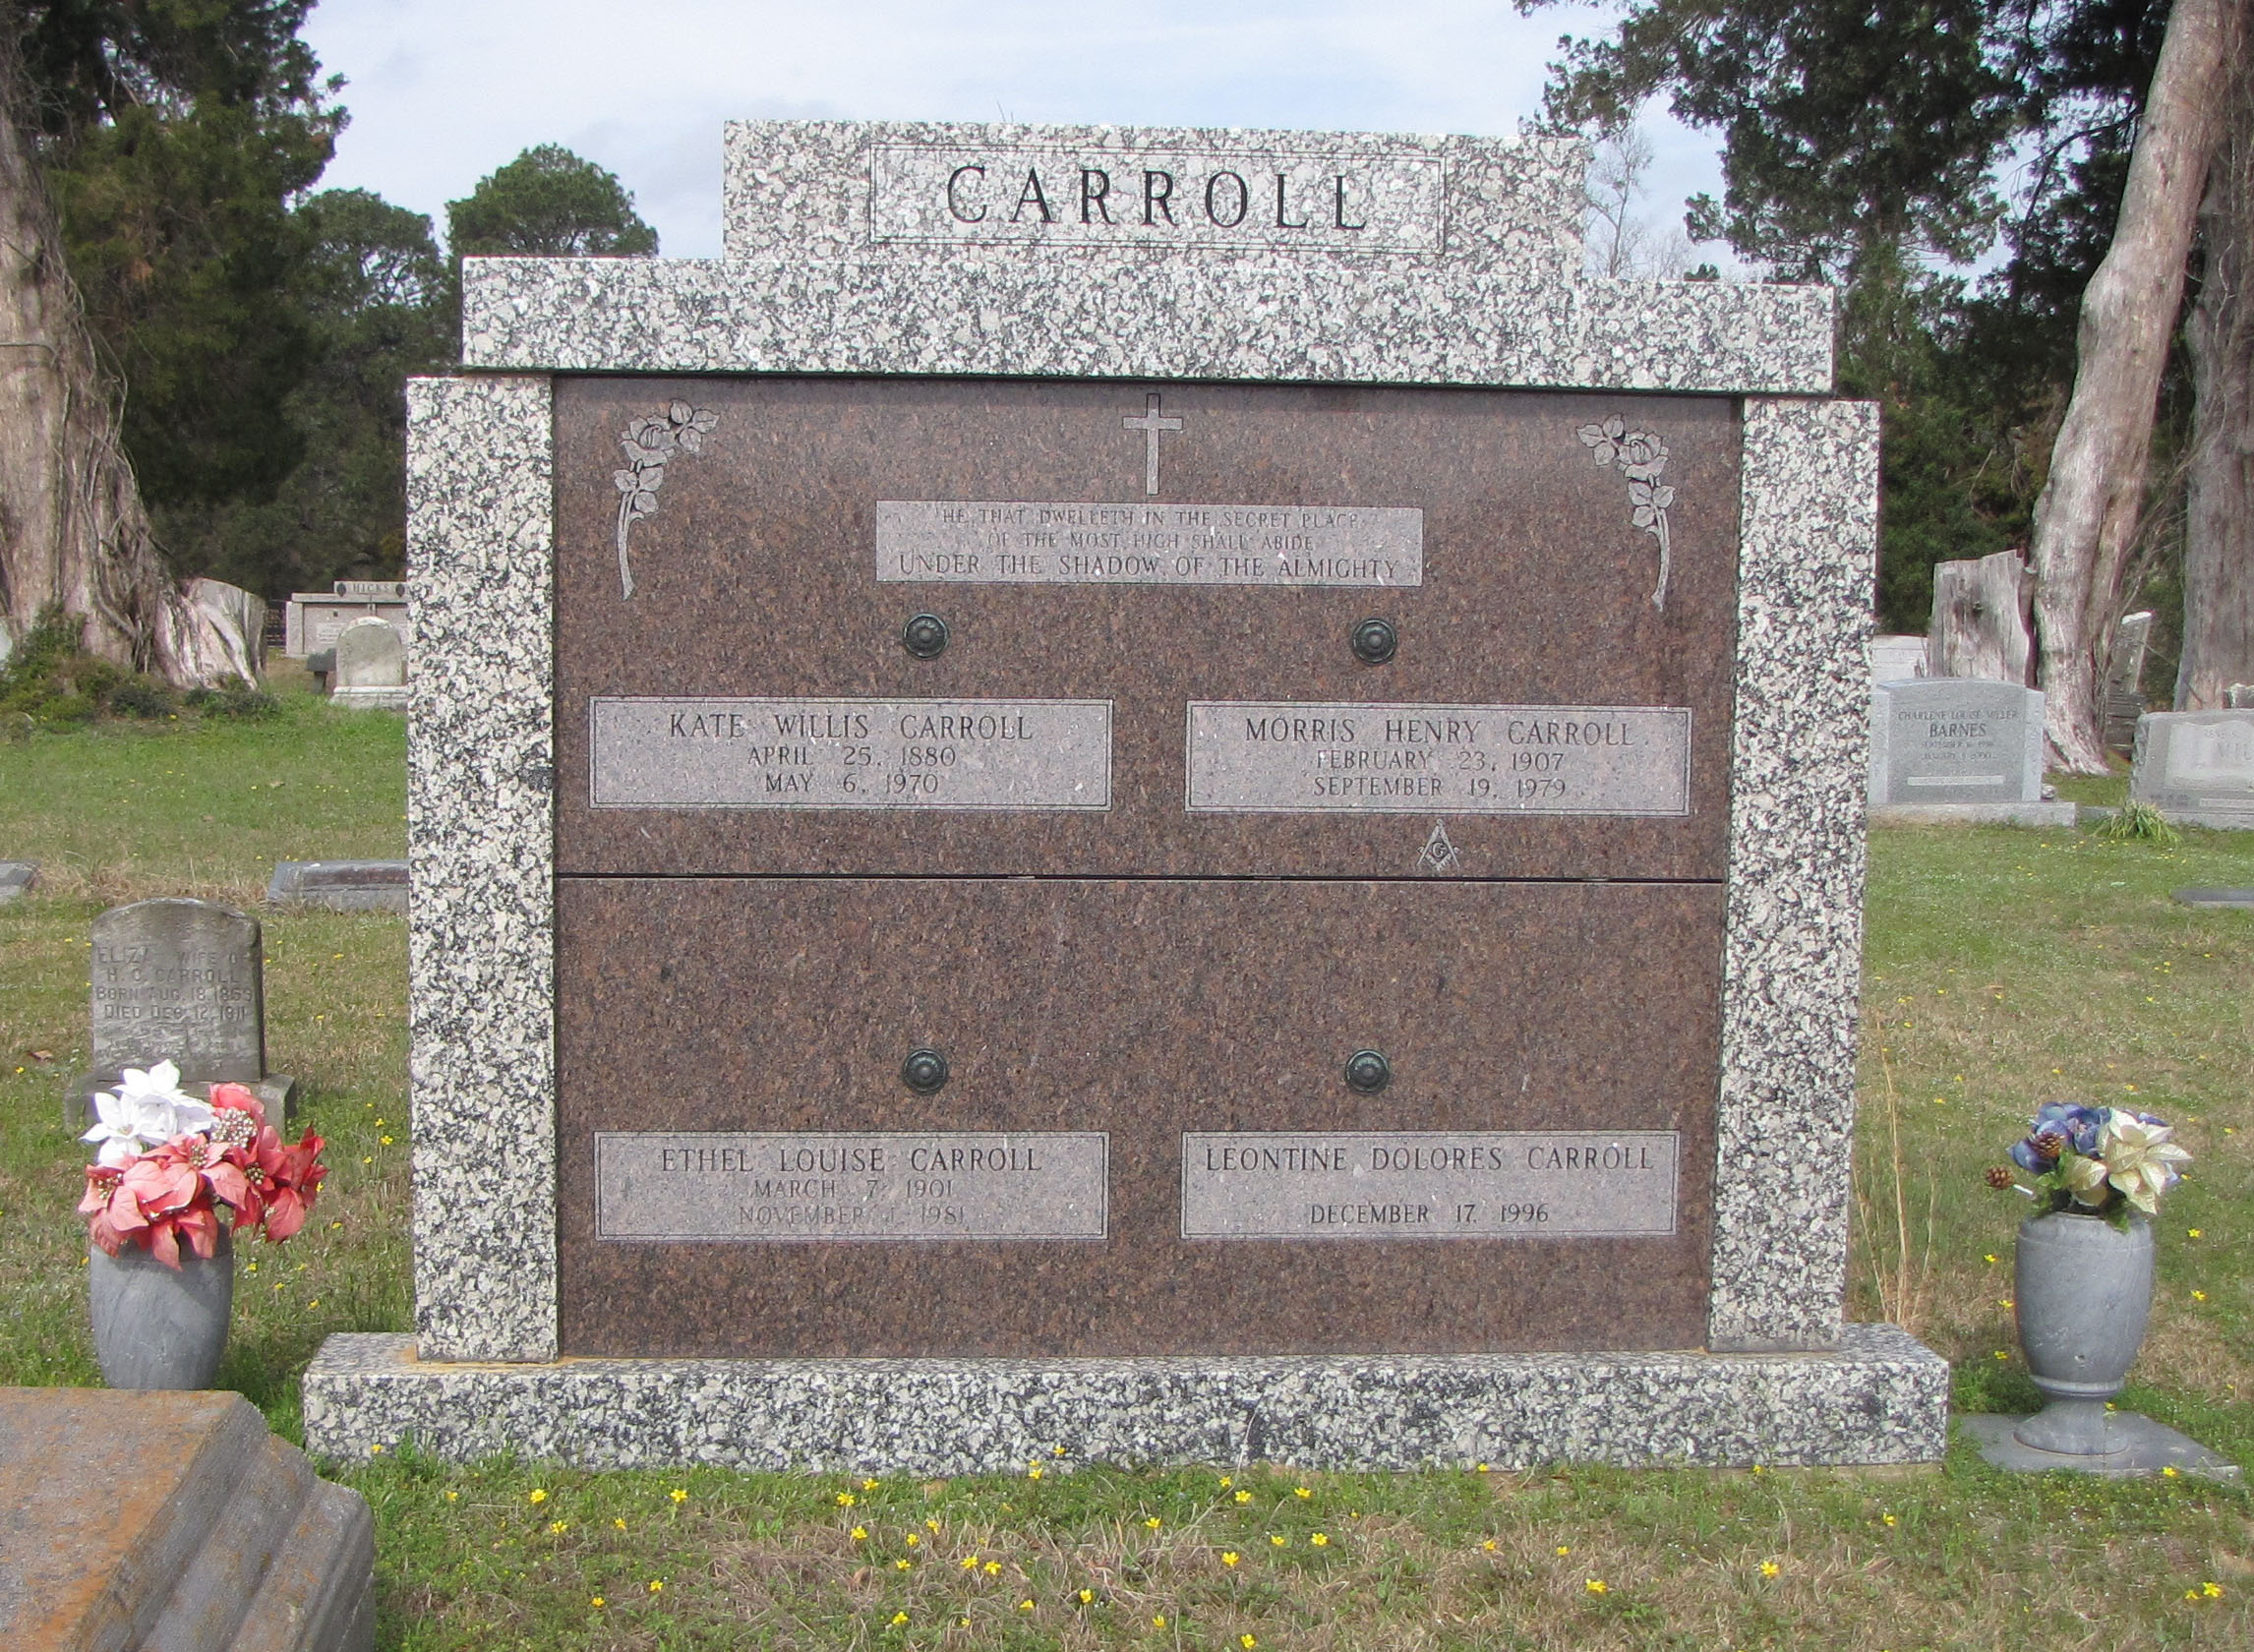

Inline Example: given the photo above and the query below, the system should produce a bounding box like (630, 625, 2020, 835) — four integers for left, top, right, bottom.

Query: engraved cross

(1122, 392, 1184, 496)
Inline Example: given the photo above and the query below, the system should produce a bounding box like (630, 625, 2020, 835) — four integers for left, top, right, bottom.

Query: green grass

(3, 703, 2250, 1649)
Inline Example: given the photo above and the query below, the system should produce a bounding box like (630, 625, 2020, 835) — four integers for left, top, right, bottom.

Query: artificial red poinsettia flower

(255, 1128, 327, 1242)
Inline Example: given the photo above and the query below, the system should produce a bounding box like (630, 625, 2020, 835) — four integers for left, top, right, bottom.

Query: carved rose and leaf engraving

(1576, 416, 1675, 612)
(613, 402, 718, 599)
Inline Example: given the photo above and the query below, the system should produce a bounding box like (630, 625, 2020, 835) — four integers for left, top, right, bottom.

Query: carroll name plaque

(589, 697, 1113, 809)
(596, 1132, 1110, 1241)
(1186, 703, 1692, 814)
(876, 502, 1423, 587)
(1180, 1131, 1680, 1239)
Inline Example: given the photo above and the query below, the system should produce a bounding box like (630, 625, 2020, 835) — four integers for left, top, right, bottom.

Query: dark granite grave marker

(546, 377, 1738, 1357)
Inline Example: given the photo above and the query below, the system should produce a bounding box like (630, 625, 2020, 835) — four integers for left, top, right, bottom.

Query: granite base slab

(267, 860, 409, 914)
(303, 1326, 1948, 1473)
(2172, 887, 2254, 910)
(0, 860, 34, 902)
(1960, 1412, 2241, 1481)
(1868, 802, 2079, 828)
(67, 1072, 301, 1129)
(328, 686, 407, 712)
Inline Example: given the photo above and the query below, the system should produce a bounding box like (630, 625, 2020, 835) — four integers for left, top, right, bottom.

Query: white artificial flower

(79, 1061, 215, 1166)
(2098, 1113, 2192, 1214)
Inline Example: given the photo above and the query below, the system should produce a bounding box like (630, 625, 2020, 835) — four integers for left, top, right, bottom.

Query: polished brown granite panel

(557, 877, 1719, 1357)
(553, 377, 1740, 881)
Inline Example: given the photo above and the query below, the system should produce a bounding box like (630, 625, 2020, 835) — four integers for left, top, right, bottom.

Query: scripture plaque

(589, 697, 1112, 809)
(596, 1132, 1109, 1241)
(1180, 1132, 1680, 1240)
(876, 502, 1423, 587)
(1186, 703, 1692, 815)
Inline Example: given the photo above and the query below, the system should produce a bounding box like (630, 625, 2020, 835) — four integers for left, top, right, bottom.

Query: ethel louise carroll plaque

(555, 374, 1738, 1358)
(597, 1133, 1108, 1240)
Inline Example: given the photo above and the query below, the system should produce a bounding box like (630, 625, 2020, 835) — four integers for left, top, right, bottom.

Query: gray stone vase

(89, 1227, 235, 1389)
(2013, 1209, 2154, 1455)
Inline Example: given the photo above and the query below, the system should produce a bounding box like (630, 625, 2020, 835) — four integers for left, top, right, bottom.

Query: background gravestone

(1869, 634, 1927, 685)
(1868, 678, 2071, 825)
(328, 616, 407, 710)
(69, 897, 298, 1124)
(2130, 710, 2254, 829)
(2103, 610, 2154, 755)
(283, 579, 410, 658)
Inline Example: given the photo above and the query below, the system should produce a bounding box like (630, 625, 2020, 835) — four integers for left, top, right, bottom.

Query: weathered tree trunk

(2178, 42, 2254, 710)
(0, 51, 195, 683)
(2029, 0, 2244, 771)
(1927, 549, 2035, 682)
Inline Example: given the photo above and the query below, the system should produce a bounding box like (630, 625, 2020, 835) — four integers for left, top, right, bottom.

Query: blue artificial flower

(2012, 1102, 2106, 1170)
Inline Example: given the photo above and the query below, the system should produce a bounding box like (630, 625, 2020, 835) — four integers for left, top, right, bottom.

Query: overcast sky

(301, 0, 1728, 263)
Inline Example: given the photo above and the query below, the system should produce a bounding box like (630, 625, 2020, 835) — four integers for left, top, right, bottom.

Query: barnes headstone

(1868, 678, 2070, 825)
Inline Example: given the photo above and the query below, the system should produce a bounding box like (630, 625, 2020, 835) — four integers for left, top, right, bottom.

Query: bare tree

(1584, 118, 1701, 280)
(2028, 0, 2246, 770)
(2178, 41, 2254, 710)
(0, 47, 196, 682)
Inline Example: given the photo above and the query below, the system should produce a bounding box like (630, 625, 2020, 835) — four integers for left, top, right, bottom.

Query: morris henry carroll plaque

(596, 1132, 1107, 1240)
(588, 697, 1111, 808)
(1186, 703, 1692, 815)
(1179, 1132, 1680, 1239)
(552, 376, 1741, 1357)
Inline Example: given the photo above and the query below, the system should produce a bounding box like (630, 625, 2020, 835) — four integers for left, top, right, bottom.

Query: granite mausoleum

(303, 121, 1950, 1471)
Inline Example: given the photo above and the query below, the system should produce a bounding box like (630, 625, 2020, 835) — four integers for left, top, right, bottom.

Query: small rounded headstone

(332, 618, 405, 689)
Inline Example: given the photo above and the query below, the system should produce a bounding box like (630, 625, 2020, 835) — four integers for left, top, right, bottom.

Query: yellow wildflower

(1145, 1515, 1162, 1530)
(648, 1579, 663, 1594)
(1586, 1579, 1608, 1595)
(891, 1611, 909, 1625)
(1312, 1532, 1330, 1547)
(1761, 1562, 1780, 1578)
(670, 1488, 687, 1504)
(527, 1488, 547, 1504)
(851, 1526, 867, 1541)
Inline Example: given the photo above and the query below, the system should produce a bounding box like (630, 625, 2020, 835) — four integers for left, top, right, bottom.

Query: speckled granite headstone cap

(304, 120, 1951, 1473)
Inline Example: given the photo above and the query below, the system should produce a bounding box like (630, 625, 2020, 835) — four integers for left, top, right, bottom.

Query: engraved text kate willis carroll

(1186, 703, 1692, 816)
(589, 697, 1113, 810)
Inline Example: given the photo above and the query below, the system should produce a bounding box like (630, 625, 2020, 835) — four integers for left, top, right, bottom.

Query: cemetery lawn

(2, 703, 2249, 1650)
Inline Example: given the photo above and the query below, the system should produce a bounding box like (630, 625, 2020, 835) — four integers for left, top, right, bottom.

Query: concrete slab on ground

(0, 1386, 373, 1651)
